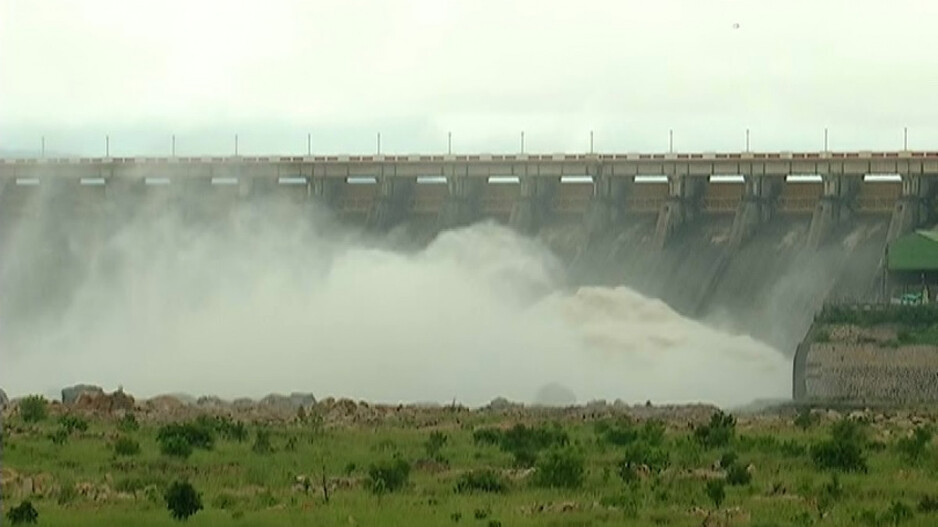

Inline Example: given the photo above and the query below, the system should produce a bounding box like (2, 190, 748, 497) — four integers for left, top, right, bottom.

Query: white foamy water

(0, 207, 789, 407)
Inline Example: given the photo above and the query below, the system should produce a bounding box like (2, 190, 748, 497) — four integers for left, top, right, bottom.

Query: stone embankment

(795, 323, 938, 404)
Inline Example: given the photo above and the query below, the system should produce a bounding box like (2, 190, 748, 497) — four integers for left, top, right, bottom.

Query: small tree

(6, 500, 39, 524)
(811, 418, 868, 472)
(164, 480, 203, 521)
(19, 396, 47, 423)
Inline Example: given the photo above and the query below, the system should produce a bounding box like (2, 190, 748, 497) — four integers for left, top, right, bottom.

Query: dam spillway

(1, 150, 935, 354)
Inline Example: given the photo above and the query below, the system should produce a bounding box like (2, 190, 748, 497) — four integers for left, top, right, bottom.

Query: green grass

(6, 410, 938, 526)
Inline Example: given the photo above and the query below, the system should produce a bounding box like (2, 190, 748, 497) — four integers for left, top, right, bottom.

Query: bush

(500, 423, 569, 468)
(6, 500, 39, 524)
(719, 451, 738, 469)
(196, 415, 247, 442)
(454, 469, 508, 494)
(794, 408, 819, 430)
(114, 435, 141, 456)
(534, 447, 585, 489)
(60, 414, 89, 433)
(883, 500, 914, 525)
(252, 428, 274, 454)
(896, 426, 932, 464)
(156, 421, 215, 450)
(618, 442, 669, 483)
(694, 411, 736, 449)
(159, 435, 193, 459)
(596, 418, 665, 447)
(368, 457, 411, 494)
(917, 495, 938, 513)
(49, 428, 69, 445)
(705, 479, 726, 508)
(425, 431, 448, 461)
(118, 412, 140, 432)
(726, 463, 751, 486)
(811, 418, 868, 472)
(58, 481, 78, 506)
(472, 428, 503, 446)
(164, 480, 203, 521)
(19, 396, 47, 423)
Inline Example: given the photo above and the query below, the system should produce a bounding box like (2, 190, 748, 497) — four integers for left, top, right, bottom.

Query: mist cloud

(0, 197, 788, 407)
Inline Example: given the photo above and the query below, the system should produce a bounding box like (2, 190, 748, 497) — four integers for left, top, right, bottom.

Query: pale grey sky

(3, 0, 938, 156)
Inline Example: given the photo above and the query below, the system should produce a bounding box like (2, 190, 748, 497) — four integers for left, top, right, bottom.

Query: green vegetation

(816, 303, 938, 327)
(19, 396, 48, 423)
(6, 408, 938, 525)
(164, 480, 203, 521)
(6, 501, 38, 525)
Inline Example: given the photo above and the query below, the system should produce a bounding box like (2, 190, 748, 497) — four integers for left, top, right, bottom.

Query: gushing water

(0, 201, 789, 407)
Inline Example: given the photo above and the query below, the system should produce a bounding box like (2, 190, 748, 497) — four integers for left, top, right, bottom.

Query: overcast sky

(3, 0, 938, 156)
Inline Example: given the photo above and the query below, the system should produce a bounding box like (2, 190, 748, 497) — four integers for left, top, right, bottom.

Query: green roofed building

(886, 229, 938, 303)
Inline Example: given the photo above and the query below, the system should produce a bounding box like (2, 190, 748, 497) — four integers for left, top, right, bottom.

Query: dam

(1, 150, 936, 355)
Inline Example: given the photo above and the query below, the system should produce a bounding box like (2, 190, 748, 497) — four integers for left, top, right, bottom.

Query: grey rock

(61, 384, 104, 405)
(196, 396, 227, 408)
(534, 382, 577, 407)
(232, 398, 255, 409)
(487, 397, 516, 411)
(0, 388, 8, 407)
(260, 392, 316, 412)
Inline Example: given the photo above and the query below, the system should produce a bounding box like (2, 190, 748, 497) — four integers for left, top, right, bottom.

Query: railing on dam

(0, 151, 930, 224)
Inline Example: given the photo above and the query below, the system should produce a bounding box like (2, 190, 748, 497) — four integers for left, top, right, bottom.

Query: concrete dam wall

(1, 153, 935, 359)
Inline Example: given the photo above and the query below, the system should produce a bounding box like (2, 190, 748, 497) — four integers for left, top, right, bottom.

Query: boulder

(0, 388, 8, 408)
(62, 384, 104, 405)
(74, 389, 135, 413)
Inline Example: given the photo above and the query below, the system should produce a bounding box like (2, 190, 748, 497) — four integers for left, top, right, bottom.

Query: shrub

(794, 408, 819, 430)
(719, 451, 738, 469)
(454, 469, 508, 494)
(60, 414, 89, 433)
(49, 428, 69, 445)
(118, 412, 139, 432)
(6, 500, 39, 525)
(896, 426, 932, 464)
(425, 431, 448, 461)
(252, 428, 274, 454)
(157, 421, 215, 452)
(726, 463, 751, 486)
(58, 481, 78, 506)
(618, 442, 669, 483)
(917, 495, 938, 513)
(114, 435, 141, 456)
(705, 479, 726, 509)
(500, 423, 569, 468)
(159, 435, 193, 459)
(596, 418, 665, 447)
(19, 396, 47, 423)
(196, 415, 247, 442)
(811, 418, 868, 472)
(883, 500, 914, 525)
(368, 457, 411, 494)
(694, 411, 736, 449)
(472, 428, 503, 446)
(534, 447, 585, 489)
(164, 480, 203, 521)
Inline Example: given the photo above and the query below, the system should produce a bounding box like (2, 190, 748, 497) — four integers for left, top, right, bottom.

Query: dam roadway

(1, 150, 935, 247)
(1, 150, 935, 354)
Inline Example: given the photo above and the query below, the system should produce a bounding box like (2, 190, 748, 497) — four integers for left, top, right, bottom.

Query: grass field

(4, 401, 938, 526)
